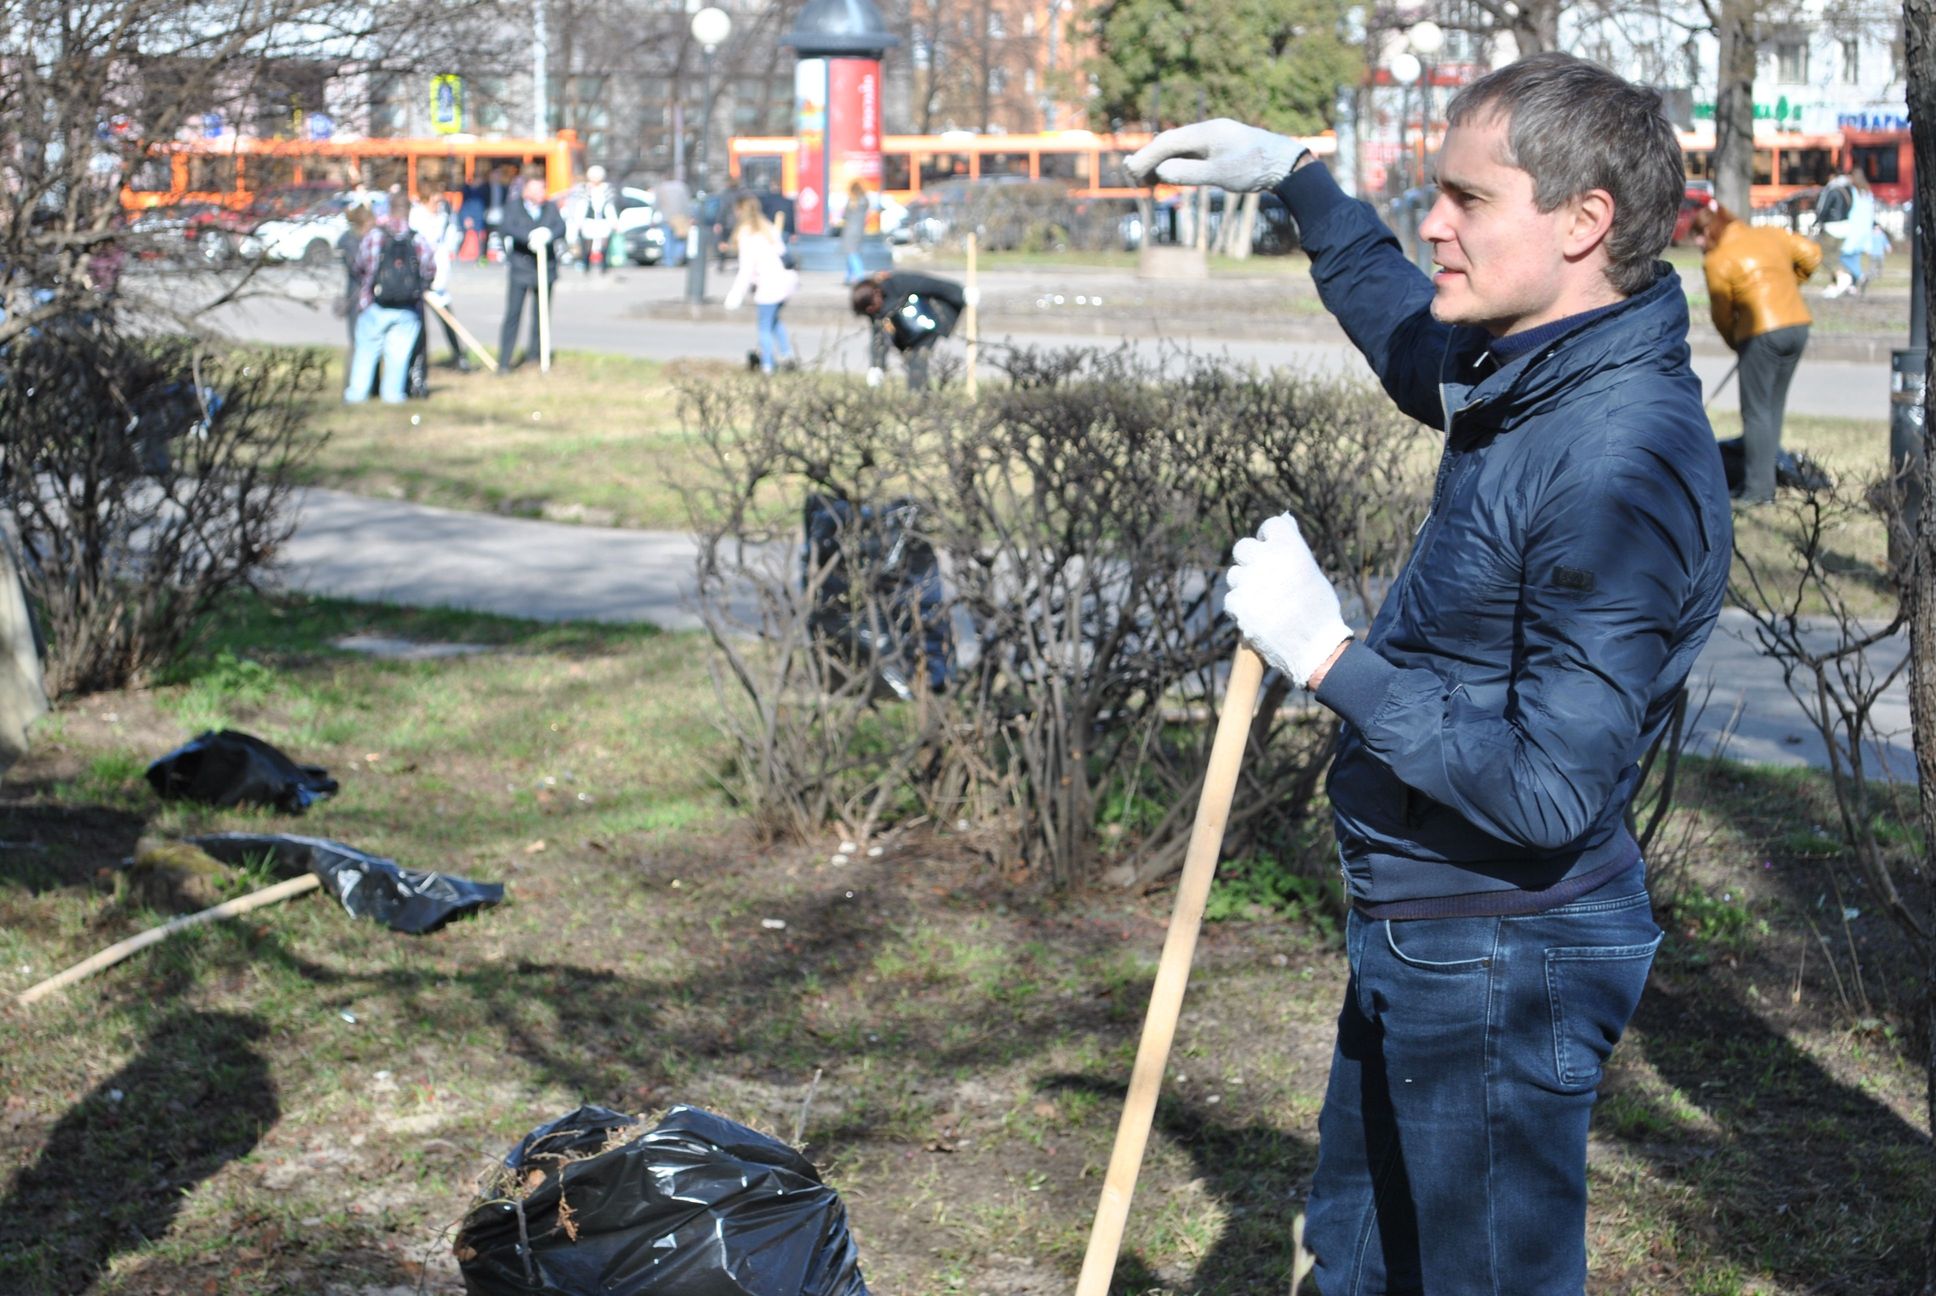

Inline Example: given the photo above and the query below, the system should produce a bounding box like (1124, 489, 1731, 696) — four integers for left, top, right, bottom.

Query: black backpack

(371, 228, 423, 308)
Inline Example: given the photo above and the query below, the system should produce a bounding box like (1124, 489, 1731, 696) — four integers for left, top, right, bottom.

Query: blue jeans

(845, 251, 865, 283)
(1307, 890, 1662, 1295)
(756, 302, 793, 373)
(345, 304, 422, 403)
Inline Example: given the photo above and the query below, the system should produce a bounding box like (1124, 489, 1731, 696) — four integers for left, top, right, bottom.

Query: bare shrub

(0, 323, 325, 696)
(1729, 486, 1917, 936)
(683, 347, 1432, 886)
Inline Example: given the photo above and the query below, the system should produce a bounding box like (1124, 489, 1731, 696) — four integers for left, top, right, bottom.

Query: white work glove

(527, 227, 553, 247)
(1223, 513, 1351, 687)
(865, 366, 884, 388)
(963, 285, 981, 309)
(1125, 119, 1310, 193)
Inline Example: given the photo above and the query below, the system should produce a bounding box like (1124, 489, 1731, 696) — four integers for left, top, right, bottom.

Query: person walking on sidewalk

(1129, 51, 1731, 1296)
(850, 270, 967, 391)
(721, 196, 799, 374)
(1691, 201, 1818, 503)
(572, 165, 619, 274)
(840, 180, 871, 284)
(1822, 166, 1877, 296)
(344, 201, 436, 404)
(498, 177, 566, 372)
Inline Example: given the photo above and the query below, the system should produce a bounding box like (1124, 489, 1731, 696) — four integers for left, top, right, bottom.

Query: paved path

(279, 487, 1915, 779)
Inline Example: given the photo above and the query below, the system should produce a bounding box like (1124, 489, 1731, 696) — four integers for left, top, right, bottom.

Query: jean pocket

(1383, 916, 1496, 972)
(1545, 933, 1662, 1088)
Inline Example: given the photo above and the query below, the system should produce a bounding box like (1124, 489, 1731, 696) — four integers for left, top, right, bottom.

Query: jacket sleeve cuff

(1313, 640, 1399, 730)
(1272, 162, 1354, 239)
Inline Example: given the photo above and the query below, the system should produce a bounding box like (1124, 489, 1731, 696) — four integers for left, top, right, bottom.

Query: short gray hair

(1446, 53, 1683, 296)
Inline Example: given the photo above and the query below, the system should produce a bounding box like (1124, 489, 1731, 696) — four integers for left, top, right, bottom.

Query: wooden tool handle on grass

(1075, 644, 1265, 1296)
(15, 874, 321, 1007)
(535, 241, 553, 374)
(426, 296, 499, 372)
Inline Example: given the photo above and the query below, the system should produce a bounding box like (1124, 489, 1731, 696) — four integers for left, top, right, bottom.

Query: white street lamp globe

(1407, 20, 1445, 56)
(690, 5, 732, 50)
(1389, 51, 1422, 86)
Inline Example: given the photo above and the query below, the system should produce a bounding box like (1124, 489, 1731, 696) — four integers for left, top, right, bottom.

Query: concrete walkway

(277, 486, 1915, 779)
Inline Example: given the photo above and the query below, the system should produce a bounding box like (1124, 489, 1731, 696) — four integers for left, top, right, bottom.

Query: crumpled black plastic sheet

(191, 832, 503, 934)
(456, 1104, 871, 1296)
(145, 729, 338, 813)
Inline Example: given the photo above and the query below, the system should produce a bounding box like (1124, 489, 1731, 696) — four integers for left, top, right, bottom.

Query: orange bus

(120, 131, 586, 212)
(1677, 128, 1841, 208)
(729, 130, 1338, 206)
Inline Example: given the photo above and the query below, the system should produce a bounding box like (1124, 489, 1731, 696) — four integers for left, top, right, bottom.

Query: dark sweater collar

(1488, 298, 1629, 362)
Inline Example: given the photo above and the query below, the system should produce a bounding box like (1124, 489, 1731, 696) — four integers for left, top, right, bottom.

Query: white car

(236, 195, 352, 267)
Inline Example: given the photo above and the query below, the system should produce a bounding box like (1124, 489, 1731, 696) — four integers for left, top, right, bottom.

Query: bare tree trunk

(1903, 0, 1936, 1284)
(977, 0, 993, 133)
(1711, 0, 1757, 214)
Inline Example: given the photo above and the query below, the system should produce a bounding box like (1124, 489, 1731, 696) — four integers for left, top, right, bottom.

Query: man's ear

(1565, 188, 1616, 260)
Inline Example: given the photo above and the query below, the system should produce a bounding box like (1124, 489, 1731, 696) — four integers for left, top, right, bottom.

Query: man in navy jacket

(1130, 54, 1731, 1295)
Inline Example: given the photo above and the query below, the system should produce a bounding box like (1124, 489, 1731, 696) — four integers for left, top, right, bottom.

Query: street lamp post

(1386, 20, 1444, 275)
(685, 4, 732, 306)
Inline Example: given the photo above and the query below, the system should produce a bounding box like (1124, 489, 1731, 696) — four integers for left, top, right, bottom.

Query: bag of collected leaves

(455, 1103, 870, 1296)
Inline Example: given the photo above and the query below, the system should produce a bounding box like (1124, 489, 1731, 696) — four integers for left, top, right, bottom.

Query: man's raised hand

(1124, 120, 1311, 193)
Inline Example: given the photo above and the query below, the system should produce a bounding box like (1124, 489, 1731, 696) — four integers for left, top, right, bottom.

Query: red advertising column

(827, 58, 883, 234)
(783, 0, 897, 269)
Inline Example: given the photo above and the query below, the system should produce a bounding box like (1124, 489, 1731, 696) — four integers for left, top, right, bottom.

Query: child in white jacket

(722, 197, 800, 373)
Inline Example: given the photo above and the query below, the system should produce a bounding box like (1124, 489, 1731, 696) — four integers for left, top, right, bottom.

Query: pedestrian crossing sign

(431, 75, 463, 134)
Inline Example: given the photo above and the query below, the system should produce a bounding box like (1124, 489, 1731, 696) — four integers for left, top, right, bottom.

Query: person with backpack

(1821, 166, 1877, 296)
(344, 200, 436, 404)
(851, 270, 968, 390)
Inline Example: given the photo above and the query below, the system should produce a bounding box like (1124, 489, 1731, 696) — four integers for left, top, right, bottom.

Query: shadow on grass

(0, 1009, 276, 1296)
(0, 797, 147, 895)
(1043, 1073, 1319, 1294)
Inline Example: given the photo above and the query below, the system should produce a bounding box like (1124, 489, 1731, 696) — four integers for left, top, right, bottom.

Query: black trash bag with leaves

(145, 729, 338, 813)
(802, 494, 953, 702)
(1715, 437, 1834, 495)
(455, 1104, 870, 1296)
(191, 832, 504, 934)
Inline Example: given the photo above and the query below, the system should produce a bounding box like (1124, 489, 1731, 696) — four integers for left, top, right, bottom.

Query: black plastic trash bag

(1716, 436, 1833, 495)
(191, 832, 503, 934)
(456, 1104, 870, 1296)
(145, 729, 338, 813)
(802, 494, 953, 703)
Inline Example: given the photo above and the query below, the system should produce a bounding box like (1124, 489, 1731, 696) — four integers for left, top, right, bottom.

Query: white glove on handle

(527, 226, 553, 247)
(1124, 119, 1310, 193)
(1224, 513, 1351, 687)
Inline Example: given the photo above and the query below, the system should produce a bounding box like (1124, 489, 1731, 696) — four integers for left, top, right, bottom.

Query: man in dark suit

(497, 177, 567, 372)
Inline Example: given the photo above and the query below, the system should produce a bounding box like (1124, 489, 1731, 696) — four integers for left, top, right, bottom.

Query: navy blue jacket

(1277, 164, 1733, 911)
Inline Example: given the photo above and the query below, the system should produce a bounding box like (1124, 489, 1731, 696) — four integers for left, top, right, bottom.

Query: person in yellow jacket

(1691, 201, 1820, 503)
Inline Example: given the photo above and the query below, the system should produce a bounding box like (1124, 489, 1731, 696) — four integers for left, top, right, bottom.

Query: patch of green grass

(295, 349, 706, 530)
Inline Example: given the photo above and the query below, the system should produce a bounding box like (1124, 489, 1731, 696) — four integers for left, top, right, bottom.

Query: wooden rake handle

(1075, 644, 1266, 1296)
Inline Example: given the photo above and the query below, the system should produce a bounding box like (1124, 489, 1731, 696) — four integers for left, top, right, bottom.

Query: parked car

(236, 193, 353, 266)
(619, 220, 668, 266)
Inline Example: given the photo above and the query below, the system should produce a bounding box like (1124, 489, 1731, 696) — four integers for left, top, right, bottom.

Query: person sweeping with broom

(1126, 53, 1731, 1295)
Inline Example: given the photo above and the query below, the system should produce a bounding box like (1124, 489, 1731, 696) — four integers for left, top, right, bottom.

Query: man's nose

(1417, 195, 1454, 246)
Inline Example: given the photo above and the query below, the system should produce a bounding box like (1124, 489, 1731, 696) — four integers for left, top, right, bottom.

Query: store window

(1775, 41, 1807, 84)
